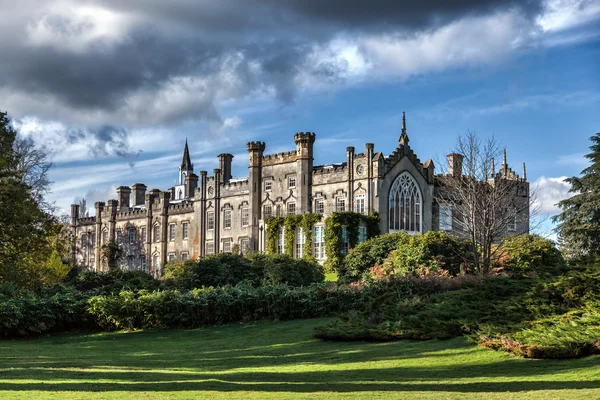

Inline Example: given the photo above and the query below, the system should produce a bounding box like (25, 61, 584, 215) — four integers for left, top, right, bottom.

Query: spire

(491, 157, 495, 177)
(399, 111, 409, 146)
(522, 162, 527, 181)
(503, 148, 507, 166)
(181, 139, 193, 171)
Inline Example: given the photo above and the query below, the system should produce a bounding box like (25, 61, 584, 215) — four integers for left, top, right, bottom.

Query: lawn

(0, 318, 599, 399)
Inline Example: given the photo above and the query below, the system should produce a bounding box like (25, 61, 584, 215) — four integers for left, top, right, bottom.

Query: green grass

(325, 272, 338, 282)
(0, 318, 599, 399)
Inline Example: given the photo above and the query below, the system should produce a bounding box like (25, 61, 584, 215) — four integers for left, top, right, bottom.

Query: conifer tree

(553, 133, 600, 259)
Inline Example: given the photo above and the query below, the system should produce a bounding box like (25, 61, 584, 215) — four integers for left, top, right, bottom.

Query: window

(128, 228, 135, 245)
(295, 228, 304, 259)
(140, 255, 146, 271)
(336, 197, 346, 212)
(81, 235, 87, 249)
(223, 239, 232, 253)
(153, 255, 159, 270)
(276, 205, 282, 217)
(206, 240, 214, 254)
(315, 199, 324, 214)
(117, 230, 123, 245)
(341, 226, 350, 255)
(140, 227, 146, 243)
(181, 252, 189, 261)
(388, 172, 422, 233)
(439, 204, 453, 231)
(313, 226, 325, 260)
(287, 202, 296, 216)
(241, 238, 249, 255)
(207, 211, 215, 230)
(91, 233, 96, 248)
(358, 227, 367, 243)
(128, 256, 134, 271)
(355, 194, 365, 214)
(288, 175, 296, 188)
(168, 253, 175, 262)
(169, 224, 176, 241)
(102, 230, 108, 244)
(277, 228, 284, 255)
(508, 210, 517, 232)
(263, 204, 272, 219)
(241, 207, 249, 227)
(224, 209, 232, 229)
(182, 223, 188, 240)
(264, 180, 272, 191)
(154, 225, 160, 242)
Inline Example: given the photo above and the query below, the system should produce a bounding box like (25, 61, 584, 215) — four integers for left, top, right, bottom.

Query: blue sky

(2, 0, 599, 237)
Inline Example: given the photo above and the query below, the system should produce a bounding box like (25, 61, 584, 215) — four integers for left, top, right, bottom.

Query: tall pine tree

(553, 133, 600, 259)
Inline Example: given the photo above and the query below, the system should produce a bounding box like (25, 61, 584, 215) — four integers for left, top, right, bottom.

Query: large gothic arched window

(389, 172, 422, 233)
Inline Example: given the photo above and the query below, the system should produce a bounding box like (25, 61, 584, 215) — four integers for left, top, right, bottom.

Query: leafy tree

(0, 111, 57, 289)
(553, 133, 600, 259)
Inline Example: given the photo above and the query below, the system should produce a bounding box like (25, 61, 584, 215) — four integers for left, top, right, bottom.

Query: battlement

(168, 202, 195, 214)
(246, 141, 266, 152)
(78, 217, 96, 225)
(262, 151, 298, 165)
(293, 132, 316, 143)
(313, 162, 347, 175)
(116, 209, 147, 220)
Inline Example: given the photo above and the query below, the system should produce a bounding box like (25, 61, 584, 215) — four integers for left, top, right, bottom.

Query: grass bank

(0, 318, 599, 399)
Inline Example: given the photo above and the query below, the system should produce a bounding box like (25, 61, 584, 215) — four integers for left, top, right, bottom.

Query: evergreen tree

(553, 133, 600, 259)
(0, 111, 58, 289)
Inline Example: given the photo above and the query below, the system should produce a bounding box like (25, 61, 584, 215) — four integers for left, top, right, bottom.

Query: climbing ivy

(324, 212, 381, 272)
(265, 213, 322, 260)
(264, 216, 284, 254)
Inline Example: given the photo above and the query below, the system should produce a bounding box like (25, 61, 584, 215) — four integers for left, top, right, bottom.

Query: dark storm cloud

(0, 0, 546, 144)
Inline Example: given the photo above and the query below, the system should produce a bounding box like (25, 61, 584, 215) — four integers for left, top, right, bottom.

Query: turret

(218, 153, 233, 184)
(447, 153, 464, 178)
(116, 186, 131, 211)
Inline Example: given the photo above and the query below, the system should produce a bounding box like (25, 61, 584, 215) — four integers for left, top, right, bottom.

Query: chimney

(218, 153, 233, 184)
(447, 153, 464, 178)
(116, 186, 131, 211)
(131, 183, 147, 206)
(185, 173, 199, 198)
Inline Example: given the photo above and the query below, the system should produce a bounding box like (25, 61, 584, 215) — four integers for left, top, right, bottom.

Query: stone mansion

(70, 113, 529, 274)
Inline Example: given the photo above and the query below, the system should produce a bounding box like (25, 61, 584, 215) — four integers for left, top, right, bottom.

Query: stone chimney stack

(116, 186, 131, 211)
(447, 153, 464, 178)
(218, 153, 233, 184)
(132, 183, 147, 206)
(185, 173, 199, 198)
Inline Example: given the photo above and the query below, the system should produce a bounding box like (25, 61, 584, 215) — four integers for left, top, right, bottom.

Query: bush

(341, 232, 412, 282)
(498, 234, 566, 276)
(0, 283, 95, 337)
(375, 231, 472, 279)
(248, 253, 324, 286)
(162, 253, 324, 290)
(66, 268, 160, 294)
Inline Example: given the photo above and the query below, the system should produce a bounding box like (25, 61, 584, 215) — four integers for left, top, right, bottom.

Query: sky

(1, 0, 599, 237)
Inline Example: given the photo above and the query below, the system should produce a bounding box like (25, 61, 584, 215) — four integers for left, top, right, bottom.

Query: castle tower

(294, 132, 315, 214)
(247, 141, 266, 252)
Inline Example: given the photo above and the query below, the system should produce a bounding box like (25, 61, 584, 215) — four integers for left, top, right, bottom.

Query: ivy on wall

(264, 213, 322, 261)
(324, 212, 381, 272)
(266, 211, 380, 270)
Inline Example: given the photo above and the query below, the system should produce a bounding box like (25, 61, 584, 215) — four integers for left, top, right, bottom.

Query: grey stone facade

(71, 115, 529, 275)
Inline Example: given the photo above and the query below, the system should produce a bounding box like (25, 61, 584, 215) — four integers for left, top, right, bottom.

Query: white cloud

(537, 0, 600, 32)
(533, 176, 572, 214)
(26, 2, 132, 53)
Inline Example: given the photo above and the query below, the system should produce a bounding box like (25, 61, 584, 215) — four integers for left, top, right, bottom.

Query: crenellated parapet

(262, 151, 298, 165)
(77, 216, 96, 226)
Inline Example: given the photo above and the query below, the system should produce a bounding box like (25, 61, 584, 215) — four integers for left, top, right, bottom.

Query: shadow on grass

(0, 319, 598, 394)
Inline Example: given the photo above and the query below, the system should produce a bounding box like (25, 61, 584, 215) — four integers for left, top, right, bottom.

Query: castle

(70, 113, 529, 274)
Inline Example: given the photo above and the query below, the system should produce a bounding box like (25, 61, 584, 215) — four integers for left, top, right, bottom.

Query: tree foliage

(0, 111, 59, 289)
(553, 133, 600, 259)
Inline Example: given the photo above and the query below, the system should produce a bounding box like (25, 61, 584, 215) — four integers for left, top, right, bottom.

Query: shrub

(0, 283, 95, 337)
(66, 268, 160, 294)
(341, 232, 412, 282)
(376, 231, 472, 279)
(247, 253, 324, 286)
(498, 234, 566, 276)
